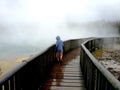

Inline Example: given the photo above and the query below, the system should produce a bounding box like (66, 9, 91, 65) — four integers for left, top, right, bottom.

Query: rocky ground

(92, 49, 120, 81)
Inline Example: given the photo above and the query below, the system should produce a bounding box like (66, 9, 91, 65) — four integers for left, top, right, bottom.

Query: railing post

(9, 76, 15, 90)
(4, 81, 9, 90)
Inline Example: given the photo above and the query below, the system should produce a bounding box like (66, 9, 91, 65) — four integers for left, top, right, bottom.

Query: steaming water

(0, 0, 120, 60)
(0, 22, 119, 60)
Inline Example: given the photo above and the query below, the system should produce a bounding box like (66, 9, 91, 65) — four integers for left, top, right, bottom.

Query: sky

(0, 0, 120, 59)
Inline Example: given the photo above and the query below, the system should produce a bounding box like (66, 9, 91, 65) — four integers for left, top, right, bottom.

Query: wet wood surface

(41, 48, 86, 90)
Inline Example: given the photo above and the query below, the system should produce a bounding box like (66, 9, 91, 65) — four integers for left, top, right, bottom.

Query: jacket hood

(56, 36, 60, 40)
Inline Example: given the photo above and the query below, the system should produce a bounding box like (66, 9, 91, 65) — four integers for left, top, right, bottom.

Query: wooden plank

(64, 73, 82, 76)
(44, 79, 84, 83)
(51, 72, 83, 76)
(49, 76, 84, 80)
(63, 69, 81, 72)
(44, 82, 84, 87)
(59, 71, 82, 74)
(63, 72, 81, 74)
(63, 66, 80, 68)
(43, 86, 86, 90)
(60, 79, 85, 83)
(64, 68, 81, 71)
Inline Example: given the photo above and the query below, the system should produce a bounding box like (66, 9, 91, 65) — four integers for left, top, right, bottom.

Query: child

(55, 36, 64, 63)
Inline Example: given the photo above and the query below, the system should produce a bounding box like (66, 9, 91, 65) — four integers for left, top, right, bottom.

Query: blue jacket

(56, 36, 64, 52)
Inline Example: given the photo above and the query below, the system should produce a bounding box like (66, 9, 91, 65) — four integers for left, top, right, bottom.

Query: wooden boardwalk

(41, 49, 86, 90)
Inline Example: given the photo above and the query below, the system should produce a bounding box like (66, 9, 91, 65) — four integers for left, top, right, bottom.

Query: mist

(0, 0, 120, 60)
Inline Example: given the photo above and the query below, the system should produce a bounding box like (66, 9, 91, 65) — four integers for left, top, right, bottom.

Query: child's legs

(59, 52, 63, 60)
(56, 52, 63, 61)
(56, 52, 60, 61)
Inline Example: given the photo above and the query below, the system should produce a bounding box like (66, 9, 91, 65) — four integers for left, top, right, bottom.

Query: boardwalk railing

(80, 37, 120, 90)
(0, 39, 83, 90)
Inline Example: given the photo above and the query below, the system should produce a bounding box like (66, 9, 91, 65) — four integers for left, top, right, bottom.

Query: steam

(0, 0, 120, 59)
